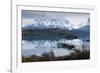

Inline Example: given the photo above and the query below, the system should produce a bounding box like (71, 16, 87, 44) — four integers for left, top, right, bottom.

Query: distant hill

(22, 28, 78, 40)
(71, 25, 90, 39)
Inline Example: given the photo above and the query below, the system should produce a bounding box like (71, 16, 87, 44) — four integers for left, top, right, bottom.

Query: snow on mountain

(22, 18, 89, 30)
(22, 19, 73, 30)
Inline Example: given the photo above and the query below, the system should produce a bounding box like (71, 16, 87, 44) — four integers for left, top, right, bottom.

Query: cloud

(22, 10, 90, 28)
(22, 18, 36, 27)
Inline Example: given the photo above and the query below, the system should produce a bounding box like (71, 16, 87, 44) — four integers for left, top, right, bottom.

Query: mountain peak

(22, 19, 73, 30)
(22, 18, 89, 30)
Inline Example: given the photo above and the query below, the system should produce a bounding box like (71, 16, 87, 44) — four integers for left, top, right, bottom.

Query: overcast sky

(22, 10, 90, 27)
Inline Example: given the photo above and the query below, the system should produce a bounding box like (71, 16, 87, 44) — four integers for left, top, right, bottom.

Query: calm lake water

(22, 38, 89, 57)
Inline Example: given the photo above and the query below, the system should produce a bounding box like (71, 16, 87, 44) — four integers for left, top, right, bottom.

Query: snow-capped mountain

(22, 18, 89, 30)
(22, 19, 73, 30)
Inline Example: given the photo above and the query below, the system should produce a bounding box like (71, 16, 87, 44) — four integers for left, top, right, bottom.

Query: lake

(22, 38, 90, 57)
